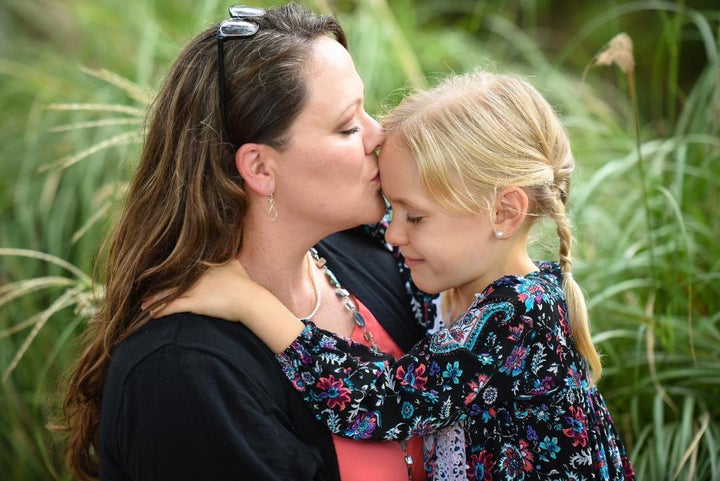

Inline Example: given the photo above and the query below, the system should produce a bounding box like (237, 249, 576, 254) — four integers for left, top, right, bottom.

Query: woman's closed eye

(406, 215, 424, 224)
(341, 126, 360, 135)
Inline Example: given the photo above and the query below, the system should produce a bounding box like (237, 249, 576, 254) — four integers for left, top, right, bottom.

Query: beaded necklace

(308, 248, 380, 352)
(308, 248, 414, 475)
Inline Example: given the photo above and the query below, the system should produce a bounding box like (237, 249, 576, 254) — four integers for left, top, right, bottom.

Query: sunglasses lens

(229, 5, 265, 18)
(218, 19, 260, 38)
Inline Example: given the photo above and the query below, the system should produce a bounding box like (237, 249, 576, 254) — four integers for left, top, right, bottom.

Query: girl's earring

(494, 230, 505, 240)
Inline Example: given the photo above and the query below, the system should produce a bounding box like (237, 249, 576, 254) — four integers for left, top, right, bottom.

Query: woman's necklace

(309, 249, 412, 475)
(299, 251, 322, 322)
(308, 248, 380, 352)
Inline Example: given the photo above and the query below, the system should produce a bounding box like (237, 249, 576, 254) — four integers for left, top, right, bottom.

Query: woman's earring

(267, 193, 278, 221)
(494, 230, 505, 239)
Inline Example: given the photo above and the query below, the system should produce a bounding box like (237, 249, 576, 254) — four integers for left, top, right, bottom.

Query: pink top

(332, 297, 426, 481)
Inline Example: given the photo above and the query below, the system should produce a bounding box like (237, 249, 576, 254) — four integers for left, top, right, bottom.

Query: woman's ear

(492, 186, 530, 238)
(234, 143, 275, 196)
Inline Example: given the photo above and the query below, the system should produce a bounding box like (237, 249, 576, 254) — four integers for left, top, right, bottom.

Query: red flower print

(396, 362, 428, 390)
(499, 440, 533, 478)
(469, 449, 495, 481)
(316, 375, 352, 410)
(562, 405, 589, 447)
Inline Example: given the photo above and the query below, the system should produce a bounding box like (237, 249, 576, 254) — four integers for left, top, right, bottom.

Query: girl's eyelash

(406, 215, 423, 224)
(342, 126, 360, 135)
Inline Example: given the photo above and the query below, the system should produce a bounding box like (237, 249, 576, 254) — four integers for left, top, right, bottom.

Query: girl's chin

(407, 271, 444, 296)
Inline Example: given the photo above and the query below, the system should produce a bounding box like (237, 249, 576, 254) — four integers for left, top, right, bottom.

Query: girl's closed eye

(406, 215, 424, 224)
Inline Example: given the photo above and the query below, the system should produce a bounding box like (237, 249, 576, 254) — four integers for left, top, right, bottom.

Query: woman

(58, 4, 433, 481)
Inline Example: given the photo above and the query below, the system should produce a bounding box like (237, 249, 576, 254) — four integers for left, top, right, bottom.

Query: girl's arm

(278, 321, 492, 441)
(152, 261, 491, 438)
(155, 261, 568, 441)
(151, 259, 304, 353)
(278, 298, 569, 441)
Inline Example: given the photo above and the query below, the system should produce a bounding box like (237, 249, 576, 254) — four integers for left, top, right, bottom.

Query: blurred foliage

(1, 0, 718, 479)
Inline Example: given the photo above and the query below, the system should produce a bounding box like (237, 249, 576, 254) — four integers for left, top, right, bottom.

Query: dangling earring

(267, 193, 278, 221)
(494, 230, 505, 239)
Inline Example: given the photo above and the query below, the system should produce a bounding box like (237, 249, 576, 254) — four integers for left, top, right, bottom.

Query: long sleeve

(277, 282, 573, 442)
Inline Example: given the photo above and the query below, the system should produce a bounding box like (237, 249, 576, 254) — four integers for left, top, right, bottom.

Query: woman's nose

(363, 112, 384, 155)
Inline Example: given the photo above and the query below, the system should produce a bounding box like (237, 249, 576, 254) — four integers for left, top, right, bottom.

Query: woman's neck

(238, 214, 323, 320)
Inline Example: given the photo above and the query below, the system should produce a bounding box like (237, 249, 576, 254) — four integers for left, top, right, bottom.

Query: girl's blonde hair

(383, 70, 602, 382)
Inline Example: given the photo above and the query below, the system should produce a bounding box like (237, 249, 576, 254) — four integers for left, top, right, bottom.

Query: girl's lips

(403, 257, 423, 268)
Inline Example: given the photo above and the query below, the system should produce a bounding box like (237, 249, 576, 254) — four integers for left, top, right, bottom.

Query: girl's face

(269, 36, 385, 236)
(380, 138, 504, 301)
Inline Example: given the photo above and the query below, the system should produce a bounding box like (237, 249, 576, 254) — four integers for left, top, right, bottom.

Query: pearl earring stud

(494, 230, 505, 239)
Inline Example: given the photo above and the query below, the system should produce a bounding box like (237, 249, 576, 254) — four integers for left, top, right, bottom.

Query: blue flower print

(401, 401, 414, 419)
(345, 411, 378, 440)
(318, 336, 337, 349)
(539, 436, 561, 462)
(530, 376, 557, 395)
(478, 353, 494, 366)
(534, 403, 551, 422)
(442, 361, 463, 384)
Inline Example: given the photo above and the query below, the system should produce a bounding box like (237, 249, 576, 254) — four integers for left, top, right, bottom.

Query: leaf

(78, 66, 154, 105)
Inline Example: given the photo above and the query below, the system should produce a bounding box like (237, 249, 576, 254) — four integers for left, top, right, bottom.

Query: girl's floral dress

(277, 262, 635, 481)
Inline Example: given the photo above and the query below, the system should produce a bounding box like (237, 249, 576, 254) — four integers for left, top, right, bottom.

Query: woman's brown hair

(55, 4, 347, 479)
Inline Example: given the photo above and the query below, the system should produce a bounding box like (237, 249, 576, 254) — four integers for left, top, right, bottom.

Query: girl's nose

(384, 214, 406, 246)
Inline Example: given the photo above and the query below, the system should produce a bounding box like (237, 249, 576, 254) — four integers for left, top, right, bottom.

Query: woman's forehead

(295, 37, 364, 123)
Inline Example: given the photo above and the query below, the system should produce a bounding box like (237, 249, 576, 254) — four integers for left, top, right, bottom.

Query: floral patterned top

(277, 262, 635, 481)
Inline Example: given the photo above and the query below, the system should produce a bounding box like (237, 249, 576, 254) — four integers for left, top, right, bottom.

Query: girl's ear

(234, 143, 275, 196)
(492, 186, 530, 238)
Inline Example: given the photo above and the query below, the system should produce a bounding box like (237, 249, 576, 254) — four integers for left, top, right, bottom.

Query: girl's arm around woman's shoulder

(277, 289, 567, 442)
(151, 259, 304, 352)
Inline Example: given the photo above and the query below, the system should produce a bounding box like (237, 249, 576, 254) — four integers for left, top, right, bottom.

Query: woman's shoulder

(108, 313, 278, 380)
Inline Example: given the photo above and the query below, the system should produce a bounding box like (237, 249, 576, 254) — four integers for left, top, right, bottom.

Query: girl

(157, 70, 635, 480)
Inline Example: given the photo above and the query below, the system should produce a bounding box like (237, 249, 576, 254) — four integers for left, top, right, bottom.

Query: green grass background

(1, 0, 718, 479)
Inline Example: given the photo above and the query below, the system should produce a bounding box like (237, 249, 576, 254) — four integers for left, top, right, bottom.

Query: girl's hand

(144, 259, 304, 353)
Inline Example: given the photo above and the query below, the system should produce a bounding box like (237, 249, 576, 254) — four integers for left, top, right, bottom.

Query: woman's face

(269, 36, 385, 236)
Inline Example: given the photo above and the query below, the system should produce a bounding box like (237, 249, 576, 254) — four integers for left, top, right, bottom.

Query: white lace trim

(424, 422, 468, 480)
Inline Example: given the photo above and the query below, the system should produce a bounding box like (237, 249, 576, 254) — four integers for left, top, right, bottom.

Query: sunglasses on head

(217, 5, 266, 146)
